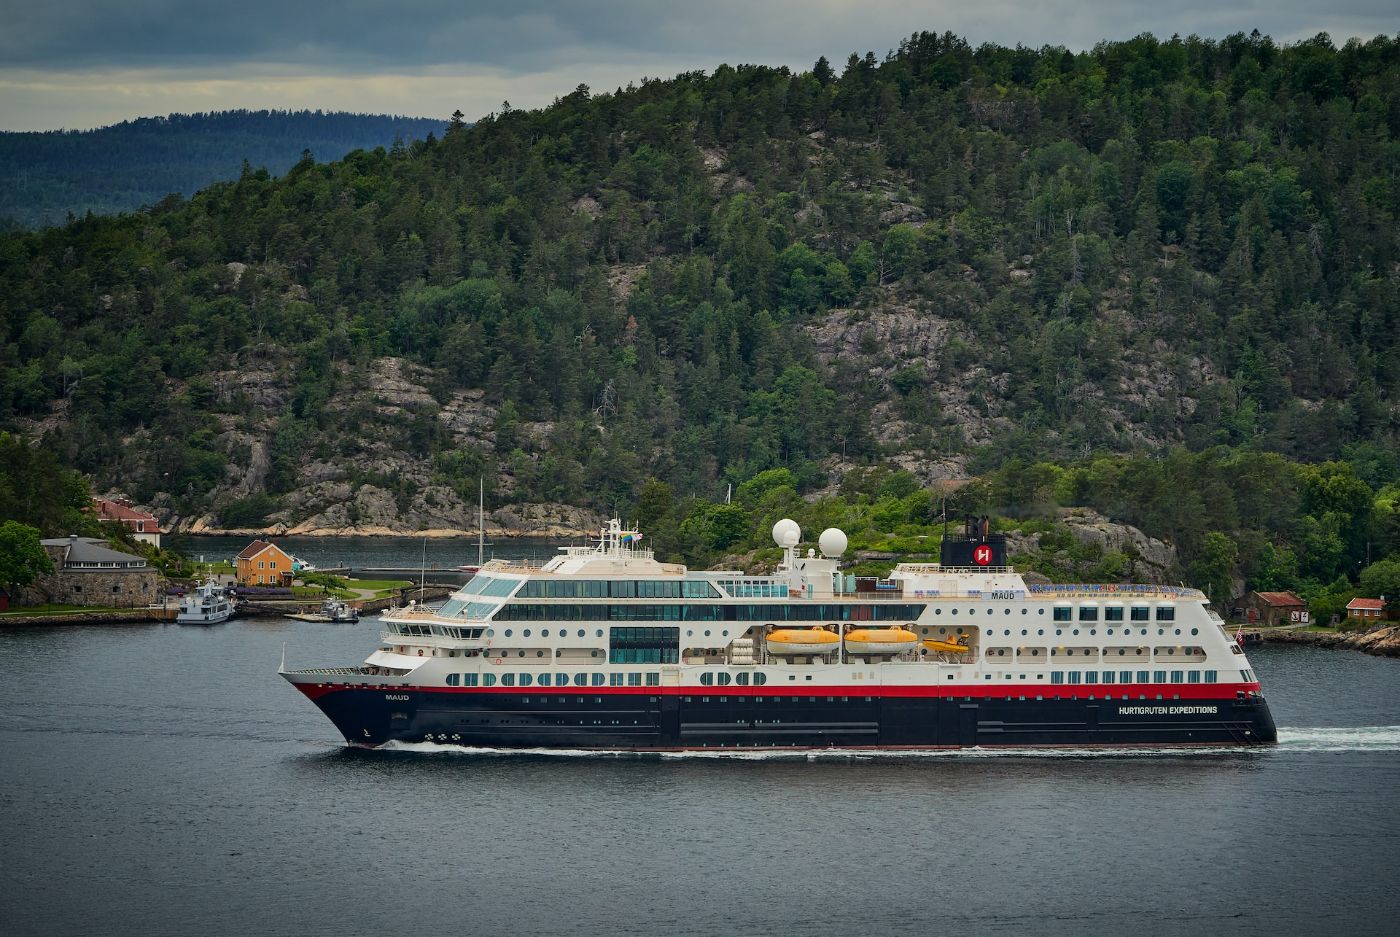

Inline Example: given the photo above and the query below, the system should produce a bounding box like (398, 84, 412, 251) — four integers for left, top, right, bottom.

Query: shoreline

(171, 525, 588, 540)
(1257, 625, 1399, 658)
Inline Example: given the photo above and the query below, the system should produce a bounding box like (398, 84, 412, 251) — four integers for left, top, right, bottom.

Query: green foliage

(219, 494, 279, 529)
(1, 32, 1399, 530)
(0, 520, 52, 593)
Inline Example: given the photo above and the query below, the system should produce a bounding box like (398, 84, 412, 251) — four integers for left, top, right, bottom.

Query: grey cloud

(3, 1, 1396, 73)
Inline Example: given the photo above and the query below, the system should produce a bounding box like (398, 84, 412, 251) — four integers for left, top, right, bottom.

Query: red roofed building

(1346, 598, 1388, 622)
(1242, 591, 1309, 626)
(92, 497, 162, 547)
(235, 540, 294, 586)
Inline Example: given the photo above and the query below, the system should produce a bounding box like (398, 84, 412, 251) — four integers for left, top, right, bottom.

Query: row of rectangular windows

(1052, 606, 1174, 622)
(494, 603, 925, 622)
(1049, 670, 1218, 684)
(448, 671, 662, 687)
(517, 579, 720, 599)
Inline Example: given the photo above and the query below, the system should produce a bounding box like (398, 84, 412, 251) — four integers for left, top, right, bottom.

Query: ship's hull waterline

(294, 682, 1278, 750)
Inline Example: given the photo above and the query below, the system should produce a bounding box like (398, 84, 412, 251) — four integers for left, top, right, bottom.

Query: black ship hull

(297, 684, 1278, 750)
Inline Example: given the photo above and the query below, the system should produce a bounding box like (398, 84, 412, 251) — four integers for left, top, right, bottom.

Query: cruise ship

(280, 518, 1277, 750)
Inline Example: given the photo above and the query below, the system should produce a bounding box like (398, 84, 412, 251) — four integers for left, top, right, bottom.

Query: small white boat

(845, 627, 919, 655)
(176, 580, 235, 624)
(286, 597, 360, 624)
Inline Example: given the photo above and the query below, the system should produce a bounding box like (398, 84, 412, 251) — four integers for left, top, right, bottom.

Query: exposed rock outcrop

(1261, 625, 1400, 658)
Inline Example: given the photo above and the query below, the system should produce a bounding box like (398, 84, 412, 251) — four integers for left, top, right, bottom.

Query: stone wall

(28, 568, 162, 608)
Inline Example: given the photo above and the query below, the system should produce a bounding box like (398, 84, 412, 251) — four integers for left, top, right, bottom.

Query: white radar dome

(772, 518, 802, 548)
(818, 528, 848, 559)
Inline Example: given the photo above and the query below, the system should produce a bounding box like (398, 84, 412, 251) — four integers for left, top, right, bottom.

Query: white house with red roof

(92, 497, 162, 547)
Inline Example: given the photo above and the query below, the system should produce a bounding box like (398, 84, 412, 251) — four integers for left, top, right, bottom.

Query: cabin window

(1101, 672, 1115, 684)
(1153, 670, 1167, 683)
(1105, 607, 1124, 622)
(574, 673, 588, 687)
(736, 673, 750, 686)
(1131, 606, 1150, 621)
(1171, 670, 1183, 683)
(754, 673, 767, 686)
(1067, 672, 1081, 684)
(501, 674, 515, 687)
(645, 673, 660, 686)
(717, 672, 732, 686)
(483, 674, 496, 687)
(519, 673, 533, 687)
(700, 673, 714, 686)
(1205, 670, 1217, 683)
(1156, 607, 1176, 621)
(1053, 607, 1072, 622)
(1187, 671, 1201, 684)
(536, 673, 551, 686)
(1079, 607, 1098, 622)
(446, 674, 460, 686)
(591, 673, 605, 687)
(609, 673, 624, 686)
(464, 674, 478, 686)
(627, 673, 642, 686)
(1051, 672, 1064, 684)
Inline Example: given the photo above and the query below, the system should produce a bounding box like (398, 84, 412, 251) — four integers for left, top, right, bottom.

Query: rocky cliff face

(1004, 507, 1179, 583)
(125, 353, 606, 538)
(1262, 625, 1400, 658)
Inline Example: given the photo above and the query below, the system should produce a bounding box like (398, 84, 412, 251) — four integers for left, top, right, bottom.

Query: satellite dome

(818, 527, 848, 559)
(771, 518, 801, 548)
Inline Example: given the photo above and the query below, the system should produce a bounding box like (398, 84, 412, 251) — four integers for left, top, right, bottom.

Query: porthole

(952, 608, 959, 615)
(704, 630, 711, 637)
(1037, 629, 1044, 636)
(935, 608, 943, 615)
(577, 629, 585, 638)
(504, 629, 513, 637)
(1089, 629, 1096, 636)
(1004, 629, 1011, 636)
(987, 609, 994, 616)
(1021, 630, 1027, 636)
(1021, 609, 1028, 615)
(486, 629, 494, 637)
(536, 650, 544, 657)
(1190, 628, 1198, 636)
(985, 629, 993, 636)
(722, 630, 729, 637)
(1073, 629, 1079, 636)
(517, 650, 525, 657)
(1004, 608, 1011, 615)
(542, 629, 550, 637)
(523, 629, 531, 638)
(1174, 629, 1181, 635)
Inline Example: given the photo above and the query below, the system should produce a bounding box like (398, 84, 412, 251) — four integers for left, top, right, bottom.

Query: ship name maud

(384, 694, 411, 701)
(1118, 705, 1219, 715)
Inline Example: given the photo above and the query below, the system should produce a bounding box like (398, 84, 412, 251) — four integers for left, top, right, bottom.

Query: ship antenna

(478, 476, 485, 568)
(419, 535, 428, 602)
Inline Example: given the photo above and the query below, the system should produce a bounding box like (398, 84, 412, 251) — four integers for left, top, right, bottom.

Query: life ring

(493, 658, 503, 665)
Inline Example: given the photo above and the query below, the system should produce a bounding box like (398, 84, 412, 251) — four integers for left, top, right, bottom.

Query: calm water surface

(1, 622, 1396, 937)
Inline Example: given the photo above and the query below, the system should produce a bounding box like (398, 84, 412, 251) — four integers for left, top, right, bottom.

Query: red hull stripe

(295, 681, 1261, 702)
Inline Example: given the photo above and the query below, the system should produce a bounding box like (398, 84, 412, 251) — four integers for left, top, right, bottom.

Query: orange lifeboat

(766, 628, 840, 656)
(844, 627, 919, 655)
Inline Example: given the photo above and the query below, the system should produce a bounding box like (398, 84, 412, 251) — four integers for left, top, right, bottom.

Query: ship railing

(285, 666, 367, 676)
(1028, 584, 1205, 599)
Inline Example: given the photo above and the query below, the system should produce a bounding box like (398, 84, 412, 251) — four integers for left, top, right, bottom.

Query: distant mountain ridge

(0, 109, 446, 228)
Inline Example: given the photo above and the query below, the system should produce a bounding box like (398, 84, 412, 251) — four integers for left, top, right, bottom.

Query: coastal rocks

(1262, 625, 1400, 658)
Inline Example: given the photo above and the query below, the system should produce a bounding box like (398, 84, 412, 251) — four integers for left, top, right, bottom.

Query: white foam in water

(378, 728, 1400, 760)
(1275, 725, 1400, 752)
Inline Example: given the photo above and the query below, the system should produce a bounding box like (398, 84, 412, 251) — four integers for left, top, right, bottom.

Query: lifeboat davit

(767, 628, 841, 655)
(844, 628, 919, 655)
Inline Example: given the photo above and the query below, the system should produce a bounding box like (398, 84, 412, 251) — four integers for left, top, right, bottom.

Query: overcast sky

(1, 1, 1394, 131)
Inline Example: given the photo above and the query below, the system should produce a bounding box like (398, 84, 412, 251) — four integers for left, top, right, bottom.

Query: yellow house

(235, 540, 295, 586)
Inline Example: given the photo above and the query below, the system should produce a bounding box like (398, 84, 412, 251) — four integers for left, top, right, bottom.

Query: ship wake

(376, 726, 1400, 759)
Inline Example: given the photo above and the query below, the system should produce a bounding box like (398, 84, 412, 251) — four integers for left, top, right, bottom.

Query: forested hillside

(1, 31, 1399, 607)
(0, 110, 445, 228)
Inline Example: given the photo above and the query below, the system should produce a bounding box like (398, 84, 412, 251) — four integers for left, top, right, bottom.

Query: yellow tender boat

(766, 628, 841, 655)
(844, 627, 919, 655)
(922, 633, 971, 654)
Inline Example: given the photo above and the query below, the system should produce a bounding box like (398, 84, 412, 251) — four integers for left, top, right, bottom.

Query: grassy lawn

(0, 604, 131, 616)
(346, 578, 414, 597)
(291, 585, 356, 599)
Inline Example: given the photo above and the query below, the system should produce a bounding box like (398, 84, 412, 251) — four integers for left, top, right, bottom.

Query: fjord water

(1, 624, 1396, 937)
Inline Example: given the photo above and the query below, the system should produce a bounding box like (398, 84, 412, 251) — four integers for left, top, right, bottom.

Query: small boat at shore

(285, 597, 360, 624)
